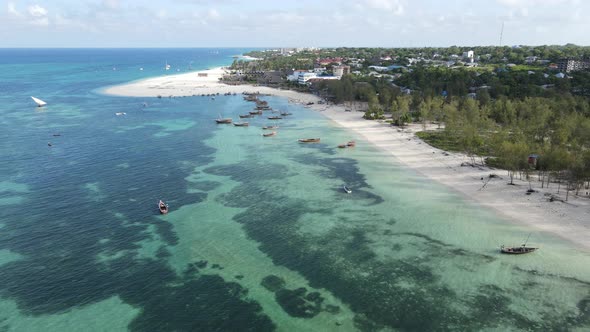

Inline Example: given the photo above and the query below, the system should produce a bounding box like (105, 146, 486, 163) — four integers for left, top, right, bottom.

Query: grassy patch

(416, 131, 493, 156)
(416, 131, 464, 152)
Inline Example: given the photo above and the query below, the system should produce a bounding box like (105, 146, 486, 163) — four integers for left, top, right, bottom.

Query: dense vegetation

(237, 46, 590, 196)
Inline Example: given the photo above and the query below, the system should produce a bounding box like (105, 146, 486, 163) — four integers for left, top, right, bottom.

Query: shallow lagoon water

(0, 49, 589, 331)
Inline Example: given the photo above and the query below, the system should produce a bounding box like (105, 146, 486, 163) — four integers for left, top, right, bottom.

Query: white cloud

(28, 4, 48, 17)
(364, 0, 404, 15)
(207, 8, 220, 19)
(30, 17, 49, 26)
(497, 0, 576, 7)
(7, 2, 22, 17)
(102, 0, 120, 10)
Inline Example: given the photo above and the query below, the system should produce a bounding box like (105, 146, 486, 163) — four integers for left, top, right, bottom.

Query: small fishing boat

(347, 141, 356, 147)
(500, 245, 538, 254)
(158, 200, 169, 214)
(239, 114, 253, 118)
(249, 110, 263, 115)
(343, 185, 352, 194)
(268, 116, 282, 120)
(280, 112, 292, 116)
(262, 125, 278, 130)
(263, 131, 277, 137)
(338, 144, 347, 148)
(500, 234, 537, 255)
(298, 138, 320, 143)
(31, 96, 47, 107)
(233, 122, 249, 127)
(215, 117, 233, 124)
(115, 112, 126, 116)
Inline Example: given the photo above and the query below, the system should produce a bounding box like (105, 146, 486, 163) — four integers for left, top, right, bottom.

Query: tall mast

(499, 21, 505, 46)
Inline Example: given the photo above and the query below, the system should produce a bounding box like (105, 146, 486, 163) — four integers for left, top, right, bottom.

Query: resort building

(333, 65, 351, 77)
(287, 69, 309, 81)
(557, 58, 590, 73)
(297, 72, 317, 85)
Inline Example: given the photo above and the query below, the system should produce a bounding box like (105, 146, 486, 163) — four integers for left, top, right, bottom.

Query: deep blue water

(0, 48, 278, 331)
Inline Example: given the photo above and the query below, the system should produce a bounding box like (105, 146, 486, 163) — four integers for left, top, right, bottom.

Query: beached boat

(262, 125, 278, 130)
(158, 200, 169, 214)
(298, 138, 320, 143)
(263, 131, 277, 137)
(31, 96, 47, 107)
(343, 185, 352, 194)
(239, 114, 253, 118)
(233, 122, 249, 127)
(268, 116, 282, 120)
(215, 118, 233, 124)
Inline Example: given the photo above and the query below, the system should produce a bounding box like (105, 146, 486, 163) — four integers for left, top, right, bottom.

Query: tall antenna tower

(499, 21, 505, 46)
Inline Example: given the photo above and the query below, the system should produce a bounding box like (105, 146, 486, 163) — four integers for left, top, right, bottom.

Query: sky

(0, 0, 589, 47)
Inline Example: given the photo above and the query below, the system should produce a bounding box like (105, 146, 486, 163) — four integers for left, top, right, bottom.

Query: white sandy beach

(103, 68, 590, 250)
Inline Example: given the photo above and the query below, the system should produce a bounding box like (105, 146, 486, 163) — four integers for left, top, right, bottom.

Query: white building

(298, 72, 317, 85)
(462, 50, 474, 63)
(287, 70, 309, 81)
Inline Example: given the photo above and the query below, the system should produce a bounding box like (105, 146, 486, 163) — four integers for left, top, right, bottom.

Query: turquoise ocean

(0, 48, 589, 331)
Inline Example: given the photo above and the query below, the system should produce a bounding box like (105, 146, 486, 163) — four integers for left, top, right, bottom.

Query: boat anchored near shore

(298, 138, 320, 143)
(500, 234, 538, 254)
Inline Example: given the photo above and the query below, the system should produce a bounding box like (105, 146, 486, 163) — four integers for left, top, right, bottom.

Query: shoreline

(101, 72, 590, 251)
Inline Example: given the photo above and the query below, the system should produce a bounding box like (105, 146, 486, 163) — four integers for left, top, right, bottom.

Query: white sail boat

(31, 96, 47, 107)
(165, 60, 171, 71)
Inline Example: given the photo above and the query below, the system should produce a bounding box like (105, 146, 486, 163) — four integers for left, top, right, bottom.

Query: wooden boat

(268, 116, 282, 120)
(500, 234, 537, 255)
(158, 200, 169, 214)
(239, 114, 253, 118)
(347, 141, 356, 147)
(249, 110, 263, 115)
(338, 144, 347, 148)
(298, 138, 320, 143)
(262, 125, 278, 130)
(343, 185, 352, 194)
(215, 118, 233, 124)
(280, 112, 292, 116)
(263, 131, 277, 137)
(31, 96, 47, 107)
(256, 106, 271, 110)
(500, 245, 538, 254)
(233, 122, 249, 127)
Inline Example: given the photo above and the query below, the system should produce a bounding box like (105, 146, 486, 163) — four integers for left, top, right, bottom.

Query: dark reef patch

(261, 275, 286, 292)
(275, 287, 324, 318)
(128, 275, 275, 332)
